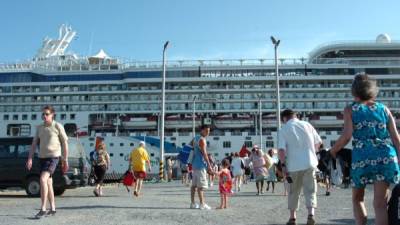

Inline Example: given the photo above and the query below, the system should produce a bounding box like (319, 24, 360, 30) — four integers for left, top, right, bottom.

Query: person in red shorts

(129, 141, 151, 197)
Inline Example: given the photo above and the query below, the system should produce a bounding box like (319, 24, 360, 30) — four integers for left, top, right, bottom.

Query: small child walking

(217, 159, 232, 209)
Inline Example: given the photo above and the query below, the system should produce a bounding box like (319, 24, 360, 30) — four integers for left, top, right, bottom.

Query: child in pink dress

(217, 159, 232, 209)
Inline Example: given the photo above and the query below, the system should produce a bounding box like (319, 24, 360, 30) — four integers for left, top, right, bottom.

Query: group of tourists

(25, 73, 400, 225)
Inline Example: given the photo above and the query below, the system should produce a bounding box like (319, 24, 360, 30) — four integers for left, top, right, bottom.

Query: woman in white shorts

(231, 152, 244, 192)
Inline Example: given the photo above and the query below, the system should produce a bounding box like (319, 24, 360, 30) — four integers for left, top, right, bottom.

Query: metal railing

(2, 56, 400, 73)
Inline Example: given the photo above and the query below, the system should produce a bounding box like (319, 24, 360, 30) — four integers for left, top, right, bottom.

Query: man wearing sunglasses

(26, 105, 69, 219)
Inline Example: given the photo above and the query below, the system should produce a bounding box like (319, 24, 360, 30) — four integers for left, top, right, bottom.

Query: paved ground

(0, 181, 377, 225)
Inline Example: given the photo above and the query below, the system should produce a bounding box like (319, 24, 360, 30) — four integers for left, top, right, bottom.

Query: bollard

(159, 160, 164, 181)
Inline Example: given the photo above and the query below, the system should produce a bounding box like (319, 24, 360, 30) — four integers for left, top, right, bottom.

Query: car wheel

(25, 176, 40, 197)
(54, 187, 66, 196)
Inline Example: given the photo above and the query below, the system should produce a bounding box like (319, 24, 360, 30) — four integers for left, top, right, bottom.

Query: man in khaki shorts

(190, 125, 213, 210)
(278, 109, 322, 225)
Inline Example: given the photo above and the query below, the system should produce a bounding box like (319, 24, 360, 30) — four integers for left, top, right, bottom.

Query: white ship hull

(0, 26, 398, 179)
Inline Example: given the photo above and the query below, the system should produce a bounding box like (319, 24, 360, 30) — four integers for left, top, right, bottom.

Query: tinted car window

(0, 145, 16, 158)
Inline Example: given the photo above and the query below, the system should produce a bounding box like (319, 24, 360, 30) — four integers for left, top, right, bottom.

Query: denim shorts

(39, 157, 60, 176)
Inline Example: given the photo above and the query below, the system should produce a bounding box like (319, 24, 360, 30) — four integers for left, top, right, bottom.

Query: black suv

(0, 137, 89, 197)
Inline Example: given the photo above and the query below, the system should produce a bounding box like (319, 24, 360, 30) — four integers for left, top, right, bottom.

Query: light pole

(192, 96, 197, 139)
(271, 36, 281, 147)
(258, 97, 263, 148)
(160, 41, 169, 181)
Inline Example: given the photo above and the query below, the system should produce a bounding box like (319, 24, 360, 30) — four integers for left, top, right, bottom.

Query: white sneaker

(200, 203, 212, 210)
(190, 203, 199, 209)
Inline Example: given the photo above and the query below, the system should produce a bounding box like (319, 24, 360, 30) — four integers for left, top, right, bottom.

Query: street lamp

(192, 96, 197, 139)
(258, 96, 263, 148)
(160, 41, 169, 181)
(271, 36, 281, 147)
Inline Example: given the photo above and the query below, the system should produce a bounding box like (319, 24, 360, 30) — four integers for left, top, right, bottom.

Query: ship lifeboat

(309, 114, 344, 128)
(121, 116, 157, 129)
(214, 114, 253, 129)
(165, 114, 201, 129)
(90, 120, 114, 129)
(262, 114, 277, 127)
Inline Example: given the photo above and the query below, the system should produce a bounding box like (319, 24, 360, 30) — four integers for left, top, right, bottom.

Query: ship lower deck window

(130, 143, 134, 147)
(70, 114, 76, 120)
(244, 141, 252, 148)
(31, 114, 37, 120)
(223, 141, 231, 148)
(120, 143, 124, 147)
(120, 153, 123, 157)
(265, 141, 274, 148)
(22, 115, 27, 120)
(110, 153, 114, 157)
(3, 115, 9, 120)
(110, 143, 114, 147)
(150, 153, 155, 157)
(61, 114, 66, 120)
(213, 137, 219, 140)
(12, 115, 18, 120)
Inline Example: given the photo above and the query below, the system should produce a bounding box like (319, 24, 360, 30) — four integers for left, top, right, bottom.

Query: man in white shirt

(278, 109, 322, 225)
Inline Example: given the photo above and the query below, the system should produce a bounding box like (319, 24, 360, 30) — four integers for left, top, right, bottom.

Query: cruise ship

(1, 25, 400, 178)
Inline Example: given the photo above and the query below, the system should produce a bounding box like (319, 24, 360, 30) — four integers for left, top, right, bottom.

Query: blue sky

(0, 0, 399, 62)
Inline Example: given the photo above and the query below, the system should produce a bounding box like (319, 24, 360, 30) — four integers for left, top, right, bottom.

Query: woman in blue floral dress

(331, 74, 400, 225)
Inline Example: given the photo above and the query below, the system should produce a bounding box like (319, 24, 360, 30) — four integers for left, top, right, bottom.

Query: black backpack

(388, 184, 400, 225)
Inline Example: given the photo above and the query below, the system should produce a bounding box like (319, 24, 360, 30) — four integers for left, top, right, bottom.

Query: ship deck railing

(1, 57, 400, 73)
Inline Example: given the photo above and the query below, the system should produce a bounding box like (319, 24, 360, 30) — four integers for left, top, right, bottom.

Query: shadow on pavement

(60, 195, 120, 198)
(321, 218, 375, 225)
(0, 194, 30, 198)
(58, 205, 189, 210)
(255, 219, 375, 225)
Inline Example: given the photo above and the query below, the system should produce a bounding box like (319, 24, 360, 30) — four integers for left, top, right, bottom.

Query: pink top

(219, 170, 232, 194)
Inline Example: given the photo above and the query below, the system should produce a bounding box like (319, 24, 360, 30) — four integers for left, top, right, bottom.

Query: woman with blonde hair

(331, 74, 400, 225)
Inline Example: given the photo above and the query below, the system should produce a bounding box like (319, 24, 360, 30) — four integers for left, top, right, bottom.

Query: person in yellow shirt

(129, 141, 151, 197)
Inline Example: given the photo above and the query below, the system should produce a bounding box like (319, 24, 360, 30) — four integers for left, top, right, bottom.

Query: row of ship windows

(83, 140, 274, 154)
(1, 90, 399, 103)
(223, 140, 275, 149)
(3, 114, 76, 121)
(1, 80, 399, 93)
(1, 100, 400, 113)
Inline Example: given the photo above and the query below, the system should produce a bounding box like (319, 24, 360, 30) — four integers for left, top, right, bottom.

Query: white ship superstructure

(1, 27, 400, 177)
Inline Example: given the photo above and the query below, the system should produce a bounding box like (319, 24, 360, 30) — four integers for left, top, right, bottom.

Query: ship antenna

(88, 30, 94, 56)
